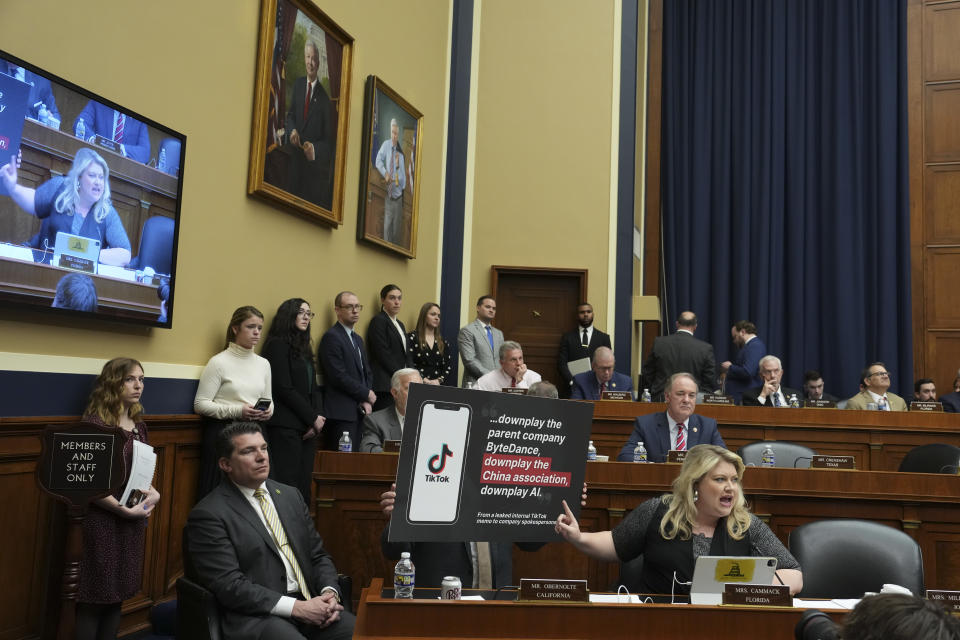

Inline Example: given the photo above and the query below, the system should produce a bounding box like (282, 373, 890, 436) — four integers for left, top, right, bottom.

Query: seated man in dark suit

(913, 378, 937, 403)
(802, 370, 839, 403)
(939, 373, 960, 413)
(360, 368, 421, 452)
(186, 422, 354, 640)
(617, 372, 725, 462)
(742, 355, 802, 407)
(571, 347, 633, 400)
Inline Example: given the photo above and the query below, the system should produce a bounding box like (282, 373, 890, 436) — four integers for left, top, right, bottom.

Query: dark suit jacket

(22, 70, 59, 121)
(319, 323, 373, 421)
(366, 311, 411, 392)
(616, 412, 725, 462)
(74, 100, 151, 163)
(558, 327, 612, 386)
(641, 331, 717, 399)
(285, 77, 334, 209)
(741, 386, 802, 407)
(360, 407, 402, 452)
(940, 391, 960, 413)
(380, 526, 542, 589)
(186, 479, 341, 640)
(724, 337, 767, 404)
(262, 338, 322, 433)
(570, 371, 634, 400)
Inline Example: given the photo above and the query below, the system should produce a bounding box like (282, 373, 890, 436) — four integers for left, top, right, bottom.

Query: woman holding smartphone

(194, 305, 273, 499)
(77, 358, 160, 640)
(261, 298, 325, 500)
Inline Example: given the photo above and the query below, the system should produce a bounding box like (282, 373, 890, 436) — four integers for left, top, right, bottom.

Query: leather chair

(788, 519, 924, 598)
(737, 441, 816, 468)
(898, 443, 960, 474)
(612, 555, 644, 592)
(128, 215, 175, 274)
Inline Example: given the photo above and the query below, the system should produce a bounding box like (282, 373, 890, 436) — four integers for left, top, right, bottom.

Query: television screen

(0, 49, 184, 328)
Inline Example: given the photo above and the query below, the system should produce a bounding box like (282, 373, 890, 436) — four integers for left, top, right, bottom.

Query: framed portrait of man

(356, 75, 423, 258)
(248, 0, 353, 226)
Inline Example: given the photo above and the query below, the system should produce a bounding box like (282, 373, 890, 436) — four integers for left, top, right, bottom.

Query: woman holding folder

(77, 357, 160, 640)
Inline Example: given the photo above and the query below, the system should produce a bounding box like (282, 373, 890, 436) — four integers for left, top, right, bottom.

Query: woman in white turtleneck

(193, 305, 273, 500)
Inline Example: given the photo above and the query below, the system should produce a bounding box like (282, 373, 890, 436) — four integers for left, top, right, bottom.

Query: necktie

(350, 332, 364, 370)
(582, 329, 589, 347)
(879, 397, 889, 411)
(475, 542, 493, 589)
(253, 489, 312, 598)
(304, 82, 311, 121)
(485, 325, 494, 355)
(771, 392, 780, 407)
(600, 381, 606, 398)
(676, 423, 686, 451)
(511, 377, 517, 388)
(113, 112, 125, 143)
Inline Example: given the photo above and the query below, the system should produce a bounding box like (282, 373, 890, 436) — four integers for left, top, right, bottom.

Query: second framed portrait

(248, 0, 352, 225)
(357, 76, 423, 258)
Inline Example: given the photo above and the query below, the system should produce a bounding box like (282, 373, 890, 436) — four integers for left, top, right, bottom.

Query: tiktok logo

(428, 443, 454, 474)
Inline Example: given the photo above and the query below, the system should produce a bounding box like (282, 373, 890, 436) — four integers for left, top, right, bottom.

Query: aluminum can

(441, 576, 462, 600)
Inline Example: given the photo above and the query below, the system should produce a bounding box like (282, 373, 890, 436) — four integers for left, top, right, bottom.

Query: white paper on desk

(0, 244, 35, 261)
(792, 598, 859, 610)
(460, 595, 485, 600)
(567, 357, 591, 377)
(120, 440, 156, 507)
(590, 593, 642, 604)
(97, 264, 137, 281)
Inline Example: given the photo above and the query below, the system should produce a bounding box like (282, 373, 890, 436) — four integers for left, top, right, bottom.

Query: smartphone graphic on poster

(406, 401, 471, 524)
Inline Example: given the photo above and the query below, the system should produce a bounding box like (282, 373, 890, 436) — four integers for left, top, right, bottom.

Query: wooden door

(491, 266, 587, 393)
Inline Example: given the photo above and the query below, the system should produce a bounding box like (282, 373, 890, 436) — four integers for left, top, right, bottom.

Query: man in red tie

(476, 341, 542, 392)
(283, 40, 335, 209)
(570, 347, 634, 400)
(616, 372, 726, 462)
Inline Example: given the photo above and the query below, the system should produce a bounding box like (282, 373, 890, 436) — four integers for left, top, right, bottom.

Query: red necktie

(600, 381, 606, 397)
(676, 423, 687, 451)
(303, 82, 312, 121)
(113, 113, 125, 142)
(511, 377, 516, 388)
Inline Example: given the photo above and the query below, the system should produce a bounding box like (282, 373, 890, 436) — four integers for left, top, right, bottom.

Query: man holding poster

(384, 384, 592, 587)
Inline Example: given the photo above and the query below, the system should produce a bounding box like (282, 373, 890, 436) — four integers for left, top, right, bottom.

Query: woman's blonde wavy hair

(658, 444, 751, 541)
(85, 357, 144, 425)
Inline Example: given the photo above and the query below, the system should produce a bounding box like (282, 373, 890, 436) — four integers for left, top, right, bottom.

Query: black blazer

(741, 386, 803, 407)
(558, 327, 611, 385)
(641, 331, 717, 398)
(366, 311, 411, 391)
(319, 323, 373, 421)
(262, 338, 322, 433)
(186, 479, 341, 640)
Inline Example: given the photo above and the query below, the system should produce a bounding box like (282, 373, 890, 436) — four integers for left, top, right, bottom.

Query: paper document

(120, 440, 156, 507)
(567, 357, 591, 377)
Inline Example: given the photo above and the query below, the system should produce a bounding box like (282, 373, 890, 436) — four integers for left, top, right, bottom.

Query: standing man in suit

(571, 347, 633, 400)
(558, 302, 611, 394)
(319, 291, 375, 450)
(73, 100, 151, 164)
(458, 295, 503, 387)
(617, 372, 725, 462)
(366, 284, 411, 411)
(284, 40, 334, 210)
(719, 320, 767, 404)
(185, 422, 354, 640)
(640, 310, 716, 400)
(360, 368, 421, 452)
(802, 370, 839, 403)
(742, 355, 802, 407)
(844, 362, 908, 411)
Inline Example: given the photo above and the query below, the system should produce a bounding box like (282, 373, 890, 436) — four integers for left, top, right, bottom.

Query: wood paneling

(925, 332, 960, 395)
(925, 249, 960, 326)
(925, 164, 960, 242)
(924, 2, 960, 81)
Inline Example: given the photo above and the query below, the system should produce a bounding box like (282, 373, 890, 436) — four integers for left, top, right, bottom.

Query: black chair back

(788, 519, 924, 598)
(130, 215, 175, 274)
(898, 443, 960, 474)
(737, 441, 816, 468)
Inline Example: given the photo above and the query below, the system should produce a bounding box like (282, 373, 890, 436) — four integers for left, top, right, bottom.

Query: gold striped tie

(254, 488, 312, 599)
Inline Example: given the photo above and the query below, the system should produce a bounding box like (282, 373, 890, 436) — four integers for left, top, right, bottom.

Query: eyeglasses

(338, 304, 363, 312)
(297, 310, 315, 318)
(868, 371, 890, 378)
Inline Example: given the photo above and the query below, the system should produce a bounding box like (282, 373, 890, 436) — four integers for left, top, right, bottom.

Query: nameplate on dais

(722, 584, 791, 607)
(701, 394, 735, 405)
(519, 579, 588, 603)
(811, 455, 855, 469)
(927, 590, 960, 611)
(601, 391, 631, 401)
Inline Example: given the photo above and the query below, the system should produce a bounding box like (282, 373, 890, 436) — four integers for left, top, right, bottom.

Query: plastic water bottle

(338, 431, 352, 452)
(394, 552, 415, 598)
(788, 394, 800, 408)
(37, 104, 49, 125)
(760, 445, 776, 468)
(76, 118, 85, 139)
(158, 147, 167, 173)
(587, 440, 597, 461)
(641, 388, 652, 403)
(633, 441, 648, 463)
